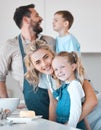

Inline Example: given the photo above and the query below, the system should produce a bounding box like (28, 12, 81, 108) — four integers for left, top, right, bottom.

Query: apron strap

(18, 34, 26, 73)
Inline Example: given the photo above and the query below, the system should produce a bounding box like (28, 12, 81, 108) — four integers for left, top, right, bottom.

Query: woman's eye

(44, 55, 49, 59)
(35, 61, 40, 65)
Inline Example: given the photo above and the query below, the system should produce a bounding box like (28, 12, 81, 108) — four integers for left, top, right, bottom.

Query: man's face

(29, 8, 43, 34)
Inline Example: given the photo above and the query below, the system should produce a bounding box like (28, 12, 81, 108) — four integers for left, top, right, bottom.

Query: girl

(52, 51, 85, 128)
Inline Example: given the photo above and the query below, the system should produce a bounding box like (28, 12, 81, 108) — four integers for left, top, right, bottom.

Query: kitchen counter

(0, 118, 81, 130)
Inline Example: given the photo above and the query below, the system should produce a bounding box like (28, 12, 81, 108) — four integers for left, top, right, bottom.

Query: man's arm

(0, 81, 8, 98)
(80, 80, 98, 121)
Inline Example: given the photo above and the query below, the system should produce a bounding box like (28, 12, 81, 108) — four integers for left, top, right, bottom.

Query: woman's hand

(80, 80, 98, 121)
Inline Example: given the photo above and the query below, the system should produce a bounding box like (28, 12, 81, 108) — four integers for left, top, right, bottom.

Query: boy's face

(53, 14, 69, 33)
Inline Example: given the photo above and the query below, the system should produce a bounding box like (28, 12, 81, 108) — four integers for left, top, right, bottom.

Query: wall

(0, 0, 45, 43)
(44, 0, 101, 53)
(0, 0, 101, 52)
(81, 53, 101, 93)
(0, 1, 101, 98)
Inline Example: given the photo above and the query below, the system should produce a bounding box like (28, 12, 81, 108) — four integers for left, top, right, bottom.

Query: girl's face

(53, 14, 68, 33)
(52, 56, 76, 82)
(30, 49, 54, 75)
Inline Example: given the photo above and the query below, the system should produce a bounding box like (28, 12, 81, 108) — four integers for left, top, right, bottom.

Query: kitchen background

(0, 0, 101, 98)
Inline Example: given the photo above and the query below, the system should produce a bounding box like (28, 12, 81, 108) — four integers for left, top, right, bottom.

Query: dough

(19, 110, 36, 118)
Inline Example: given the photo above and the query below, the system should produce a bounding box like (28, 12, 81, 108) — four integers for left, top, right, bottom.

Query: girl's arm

(48, 90, 57, 121)
(67, 81, 84, 127)
(80, 79, 98, 121)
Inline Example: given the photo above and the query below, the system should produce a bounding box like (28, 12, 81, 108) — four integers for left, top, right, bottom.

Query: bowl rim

(0, 98, 20, 100)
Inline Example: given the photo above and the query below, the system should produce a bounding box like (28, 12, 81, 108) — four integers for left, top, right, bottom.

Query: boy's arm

(80, 80, 98, 121)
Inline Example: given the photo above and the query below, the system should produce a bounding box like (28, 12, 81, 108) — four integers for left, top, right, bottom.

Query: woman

(24, 40, 97, 129)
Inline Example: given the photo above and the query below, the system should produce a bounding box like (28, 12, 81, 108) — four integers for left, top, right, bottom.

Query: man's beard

(31, 21, 43, 35)
(33, 24, 43, 34)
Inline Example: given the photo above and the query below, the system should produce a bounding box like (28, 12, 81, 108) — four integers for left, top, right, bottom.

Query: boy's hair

(13, 4, 35, 29)
(55, 10, 74, 29)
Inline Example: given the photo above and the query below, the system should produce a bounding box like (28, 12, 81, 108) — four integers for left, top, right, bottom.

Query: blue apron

(18, 35, 49, 119)
(53, 83, 70, 124)
(53, 83, 86, 129)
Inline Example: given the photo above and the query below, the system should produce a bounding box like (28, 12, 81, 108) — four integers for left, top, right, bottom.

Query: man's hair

(55, 10, 74, 29)
(13, 4, 35, 29)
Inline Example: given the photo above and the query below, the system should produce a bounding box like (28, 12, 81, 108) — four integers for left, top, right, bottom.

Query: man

(0, 4, 55, 119)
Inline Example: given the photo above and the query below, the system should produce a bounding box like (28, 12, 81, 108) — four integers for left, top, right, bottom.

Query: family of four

(0, 3, 101, 130)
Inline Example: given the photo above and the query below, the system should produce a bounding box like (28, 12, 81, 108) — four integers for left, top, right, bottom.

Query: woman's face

(30, 49, 54, 75)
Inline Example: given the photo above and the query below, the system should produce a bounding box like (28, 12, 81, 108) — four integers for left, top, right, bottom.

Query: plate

(7, 115, 42, 123)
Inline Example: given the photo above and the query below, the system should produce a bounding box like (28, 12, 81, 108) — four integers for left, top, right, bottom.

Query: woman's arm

(48, 90, 57, 121)
(80, 80, 98, 121)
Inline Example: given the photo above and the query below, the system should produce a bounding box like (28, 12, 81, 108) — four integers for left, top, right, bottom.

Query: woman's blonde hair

(24, 40, 55, 88)
(53, 51, 85, 85)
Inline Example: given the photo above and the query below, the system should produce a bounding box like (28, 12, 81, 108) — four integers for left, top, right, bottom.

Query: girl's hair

(54, 51, 85, 85)
(24, 39, 55, 88)
(54, 10, 74, 29)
